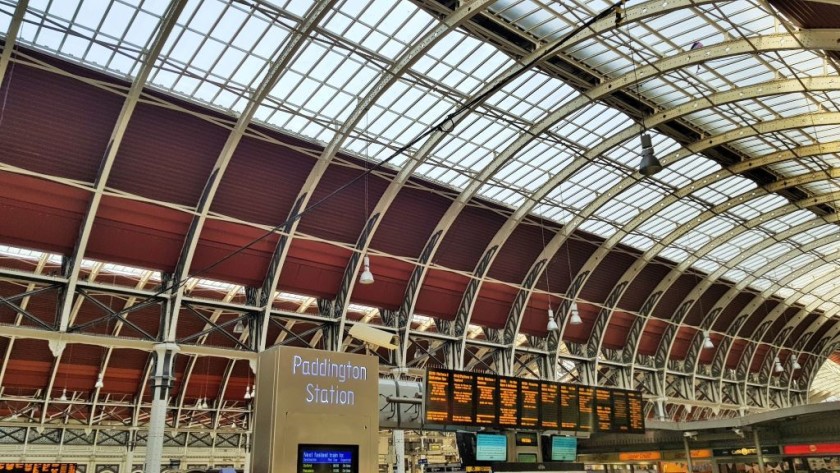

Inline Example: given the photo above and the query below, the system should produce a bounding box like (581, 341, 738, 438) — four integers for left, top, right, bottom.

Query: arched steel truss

(1, 0, 840, 439)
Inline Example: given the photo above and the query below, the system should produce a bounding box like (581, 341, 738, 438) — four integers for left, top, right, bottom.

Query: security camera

(348, 323, 397, 349)
(683, 431, 698, 438)
(732, 428, 744, 437)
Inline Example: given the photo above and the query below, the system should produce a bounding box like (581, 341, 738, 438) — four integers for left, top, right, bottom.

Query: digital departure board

(498, 377, 519, 427)
(519, 380, 540, 428)
(424, 367, 645, 433)
(475, 373, 498, 426)
(425, 369, 450, 424)
(559, 384, 579, 430)
(628, 391, 645, 433)
(612, 390, 630, 432)
(539, 381, 559, 429)
(594, 388, 613, 432)
(578, 386, 595, 432)
(0, 465, 77, 473)
(452, 371, 477, 424)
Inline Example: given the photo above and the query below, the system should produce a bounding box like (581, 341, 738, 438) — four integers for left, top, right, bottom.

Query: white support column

(684, 437, 694, 473)
(655, 398, 668, 421)
(125, 443, 136, 473)
(393, 430, 405, 473)
(0, 0, 28, 86)
(753, 429, 765, 473)
(243, 432, 251, 473)
(144, 342, 180, 473)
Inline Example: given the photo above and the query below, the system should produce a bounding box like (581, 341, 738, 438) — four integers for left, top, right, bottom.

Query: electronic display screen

(551, 436, 577, 461)
(519, 380, 540, 428)
(498, 377, 519, 427)
(539, 381, 559, 429)
(594, 387, 613, 432)
(515, 432, 538, 446)
(297, 444, 359, 473)
(559, 384, 579, 430)
(475, 373, 498, 426)
(577, 386, 595, 432)
(517, 453, 538, 463)
(611, 390, 630, 432)
(425, 368, 451, 424)
(423, 368, 645, 433)
(476, 433, 507, 462)
(628, 391, 645, 433)
(451, 371, 477, 424)
(1, 465, 77, 473)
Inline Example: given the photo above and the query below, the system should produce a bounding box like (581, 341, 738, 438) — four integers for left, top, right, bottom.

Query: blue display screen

(476, 433, 507, 462)
(298, 444, 358, 473)
(551, 436, 577, 461)
(301, 450, 354, 464)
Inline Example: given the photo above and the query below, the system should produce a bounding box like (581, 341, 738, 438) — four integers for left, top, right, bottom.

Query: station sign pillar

(251, 346, 379, 472)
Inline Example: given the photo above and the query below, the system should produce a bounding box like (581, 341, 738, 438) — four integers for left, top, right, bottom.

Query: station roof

(1, 0, 840, 427)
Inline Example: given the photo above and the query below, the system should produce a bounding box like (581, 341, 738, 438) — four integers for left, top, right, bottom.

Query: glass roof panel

(7, 0, 840, 358)
(789, 262, 835, 290)
(13, 0, 165, 79)
(693, 257, 721, 274)
(577, 219, 619, 239)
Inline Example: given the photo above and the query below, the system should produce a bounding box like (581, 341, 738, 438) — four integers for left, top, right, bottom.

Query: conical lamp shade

(547, 308, 559, 332)
(702, 330, 714, 349)
(359, 256, 374, 285)
(569, 302, 582, 325)
(233, 319, 245, 334)
(639, 134, 663, 176)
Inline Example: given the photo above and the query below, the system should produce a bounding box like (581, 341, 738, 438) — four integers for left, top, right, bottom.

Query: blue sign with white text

(302, 450, 354, 464)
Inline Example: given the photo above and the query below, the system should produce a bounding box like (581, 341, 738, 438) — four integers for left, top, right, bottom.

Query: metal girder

(748, 276, 840, 385)
(719, 229, 840, 383)
(800, 321, 840, 402)
(503, 135, 840, 377)
(760, 307, 839, 407)
(0, 0, 28, 86)
(574, 115, 840, 379)
(711, 250, 840, 404)
(437, 10, 831, 374)
(600, 146, 840, 365)
(656, 240, 834, 410)
(0, 322, 256, 361)
(681, 221, 840, 395)
(253, 0, 496, 353)
(780, 322, 822, 399)
(56, 0, 188, 333)
(0, 285, 56, 331)
(88, 271, 155, 428)
(310, 0, 497, 354)
(0, 255, 48, 390)
(480, 60, 840, 380)
(38, 264, 107, 426)
(650, 204, 840, 378)
(687, 236, 833, 384)
(164, 0, 334, 343)
(171, 286, 248, 429)
(380, 0, 708, 361)
(308, 0, 677, 358)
